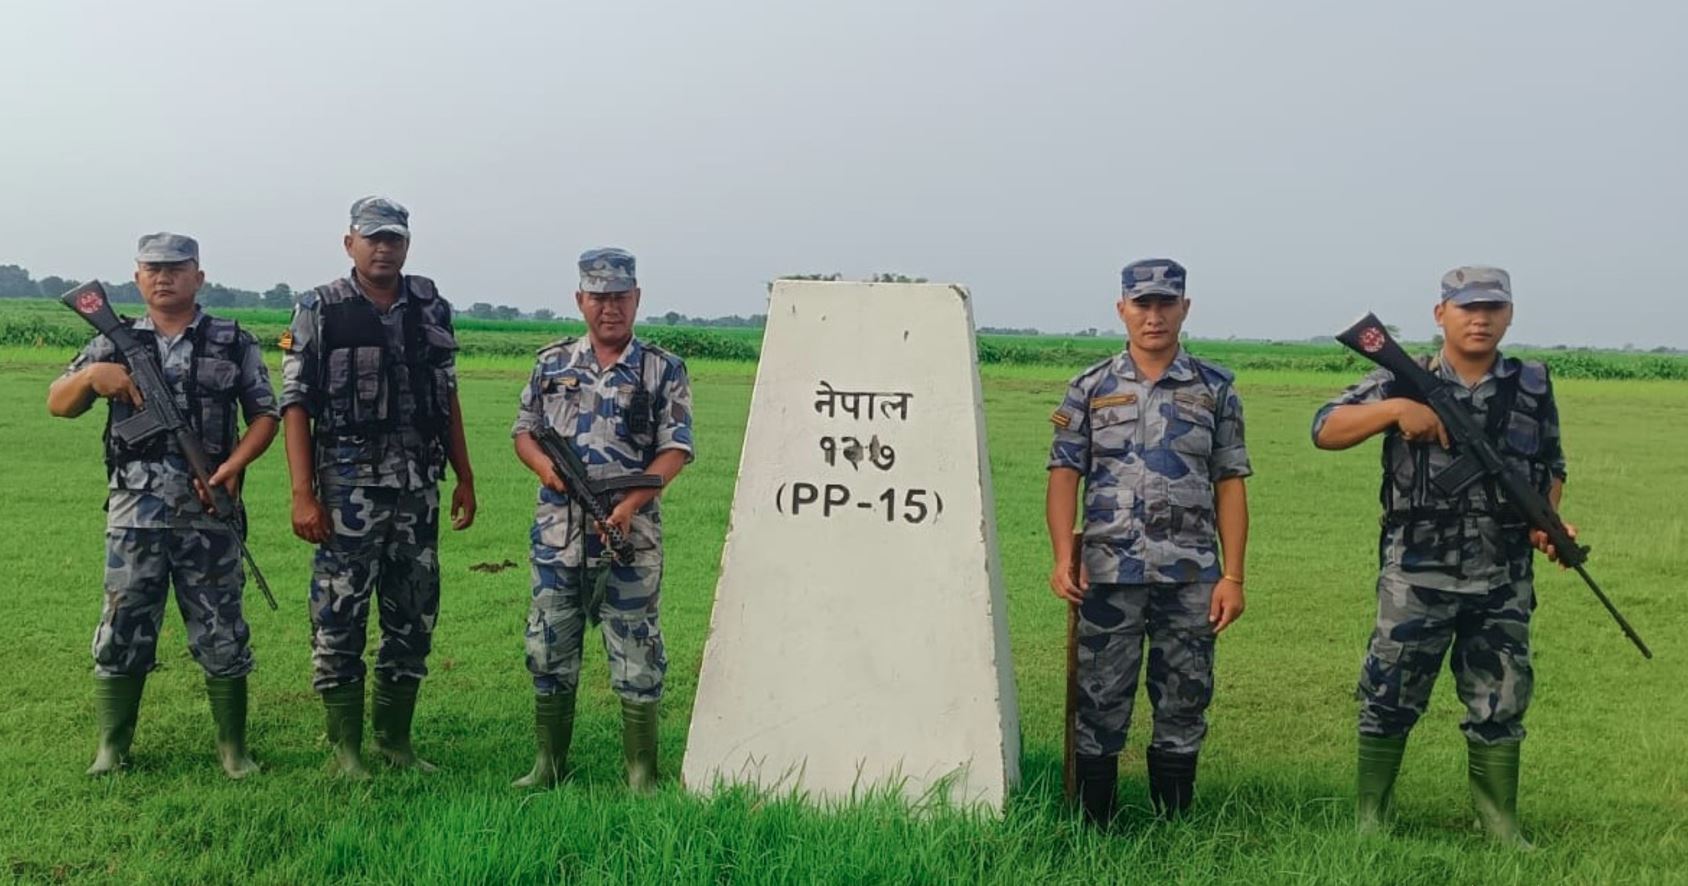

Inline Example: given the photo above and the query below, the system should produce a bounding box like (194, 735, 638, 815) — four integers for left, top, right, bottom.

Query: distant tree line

(0, 263, 294, 308)
(2, 262, 765, 326)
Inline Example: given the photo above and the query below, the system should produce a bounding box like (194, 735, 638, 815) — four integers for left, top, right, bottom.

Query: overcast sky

(2, 1, 1683, 346)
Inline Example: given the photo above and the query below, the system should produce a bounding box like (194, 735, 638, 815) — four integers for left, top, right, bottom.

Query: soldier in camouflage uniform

(1313, 266, 1571, 846)
(509, 248, 693, 791)
(1046, 259, 1252, 827)
(47, 233, 279, 779)
(280, 197, 478, 779)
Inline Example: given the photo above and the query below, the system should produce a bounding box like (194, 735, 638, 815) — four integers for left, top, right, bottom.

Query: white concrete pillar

(682, 280, 1020, 811)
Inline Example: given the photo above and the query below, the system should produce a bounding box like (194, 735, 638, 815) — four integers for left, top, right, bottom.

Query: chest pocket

(611, 384, 648, 442)
(327, 346, 389, 426)
(193, 357, 240, 396)
(1088, 402, 1139, 456)
(1168, 394, 1216, 456)
(1502, 391, 1542, 457)
(192, 356, 242, 456)
(540, 371, 584, 430)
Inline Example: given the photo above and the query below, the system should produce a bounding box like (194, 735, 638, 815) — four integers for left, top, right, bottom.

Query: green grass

(0, 343, 1683, 884)
(5, 297, 1686, 377)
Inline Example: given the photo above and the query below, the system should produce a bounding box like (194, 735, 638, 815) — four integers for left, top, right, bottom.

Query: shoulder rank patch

(541, 374, 581, 395)
(1089, 392, 1137, 409)
(1174, 391, 1216, 411)
(278, 330, 293, 350)
(1050, 409, 1072, 429)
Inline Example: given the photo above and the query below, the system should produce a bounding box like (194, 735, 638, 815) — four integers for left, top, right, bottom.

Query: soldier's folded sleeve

(436, 300, 459, 391)
(1309, 368, 1393, 443)
(654, 359, 695, 462)
(277, 300, 319, 413)
(237, 334, 281, 422)
(1046, 378, 1090, 472)
(1210, 386, 1253, 480)
(1540, 373, 1567, 480)
(510, 362, 545, 437)
(62, 335, 113, 377)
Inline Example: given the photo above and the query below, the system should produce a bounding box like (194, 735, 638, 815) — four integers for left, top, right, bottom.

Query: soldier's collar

(1115, 346, 1195, 382)
(1432, 349, 1513, 383)
(1164, 348, 1198, 382)
(133, 306, 206, 336)
(567, 335, 643, 372)
(345, 269, 410, 306)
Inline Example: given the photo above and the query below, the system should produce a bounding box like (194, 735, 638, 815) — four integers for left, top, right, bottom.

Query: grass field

(4, 297, 1687, 378)
(0, 338, 1684, 884)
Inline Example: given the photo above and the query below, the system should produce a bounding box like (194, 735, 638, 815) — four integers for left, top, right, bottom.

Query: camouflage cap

(135, 232, 199, 264)
(1441, 265, 1512, 306)
(579, 247, 637, 293)
(1121, 258, 1186, 299)
(349, 196, 410, 238)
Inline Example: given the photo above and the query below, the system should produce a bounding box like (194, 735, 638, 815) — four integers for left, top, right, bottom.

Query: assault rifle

(60, 281, 277, 610)
(1336, 313, 1648, 658)
(533, 424, 663, 564)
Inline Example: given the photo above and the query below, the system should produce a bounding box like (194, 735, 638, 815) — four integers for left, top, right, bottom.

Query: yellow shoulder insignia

(1050, 409, 1072, 429)
(1089, 392, 1137, 409)
(278, 330, 293, 350)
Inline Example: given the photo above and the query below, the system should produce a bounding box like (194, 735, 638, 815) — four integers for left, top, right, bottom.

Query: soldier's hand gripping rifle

(61, 281, 278, 611)
(1336, 313, 1649, 658)
(533, 424, 663, 564)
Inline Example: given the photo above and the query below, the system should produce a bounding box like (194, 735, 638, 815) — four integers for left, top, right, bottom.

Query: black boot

(372, 674, 436, 771)
(87, 675, 145, 776)
(513, 691, 577, 789)
(205, 676, 259, 779)
(1074, 753, 1119, 828)
(321, 681, 371, 780)
(1146, 748, 1198, 819)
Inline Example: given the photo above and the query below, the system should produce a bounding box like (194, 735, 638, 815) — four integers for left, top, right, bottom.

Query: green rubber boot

(1356, 734, 1408, 833)
(372, 674, 436, 772)
(512, 691, 577, 789)
(621, 698, 660, 793)
(321, 681, 371, 780)
(1468, 740, 1532, 848)
(205, 676, 260, 779)
(87, 675, 145, 776)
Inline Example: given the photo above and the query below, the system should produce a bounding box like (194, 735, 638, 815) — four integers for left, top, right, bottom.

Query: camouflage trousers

(1074, 582, 1216, 757)
(308, 484, 440, 692)
(93, 526, 252, 678)
(1356, 577, 1534, 745)
(526, 542, 666, 701)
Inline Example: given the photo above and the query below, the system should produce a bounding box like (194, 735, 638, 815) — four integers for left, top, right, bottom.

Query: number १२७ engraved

(818, 435, 896, 471)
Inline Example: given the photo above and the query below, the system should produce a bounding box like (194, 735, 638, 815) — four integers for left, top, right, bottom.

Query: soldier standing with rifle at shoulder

(1314, 266, 1586, 846)
(510, 248, 693, 792)
(47, 233, 279, 779)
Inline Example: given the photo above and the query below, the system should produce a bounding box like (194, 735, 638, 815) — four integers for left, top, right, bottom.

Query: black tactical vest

(1379, 356, 1555, 528)
(102, 316, 249, 476)
(311, 276, 455, 444)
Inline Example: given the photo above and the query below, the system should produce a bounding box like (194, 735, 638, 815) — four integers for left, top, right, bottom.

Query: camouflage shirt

(65, 309, 278, 529)
(1311, 352, 1567, 594)
(1048, 348, 1251, 584)
(512, 336, 694, 567)
(279, 272, 458, 490)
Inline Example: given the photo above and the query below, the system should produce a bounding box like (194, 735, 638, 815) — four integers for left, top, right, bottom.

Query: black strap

(183, 319, 208, 439)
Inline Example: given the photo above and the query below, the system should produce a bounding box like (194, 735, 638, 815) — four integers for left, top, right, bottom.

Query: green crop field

(0, 320, 1684, 882)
